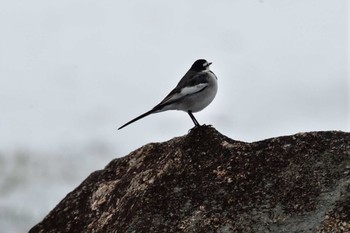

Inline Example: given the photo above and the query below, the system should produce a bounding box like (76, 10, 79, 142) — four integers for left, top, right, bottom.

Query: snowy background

(0, 0, 348, 232)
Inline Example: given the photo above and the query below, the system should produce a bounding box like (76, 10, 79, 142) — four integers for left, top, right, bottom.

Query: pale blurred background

(0, 0, 348, 232)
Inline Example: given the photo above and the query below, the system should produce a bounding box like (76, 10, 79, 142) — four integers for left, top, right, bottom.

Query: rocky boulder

(29, 126, 350, 232)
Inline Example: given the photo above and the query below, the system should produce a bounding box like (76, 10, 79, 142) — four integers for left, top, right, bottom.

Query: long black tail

(118, 108, 158, 130)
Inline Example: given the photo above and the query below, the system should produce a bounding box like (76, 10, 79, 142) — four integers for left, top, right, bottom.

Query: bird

(118, 59, 218, 130)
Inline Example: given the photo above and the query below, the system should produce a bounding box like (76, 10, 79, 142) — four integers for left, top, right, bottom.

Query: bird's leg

(188, 111, 200, 127)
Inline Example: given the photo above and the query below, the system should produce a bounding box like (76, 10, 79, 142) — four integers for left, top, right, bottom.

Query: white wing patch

(180, 83, 208, 96)
(162, 83, 208, 104)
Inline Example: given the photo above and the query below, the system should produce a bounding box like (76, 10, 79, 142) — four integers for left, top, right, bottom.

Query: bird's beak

(208, 62, 212, 66)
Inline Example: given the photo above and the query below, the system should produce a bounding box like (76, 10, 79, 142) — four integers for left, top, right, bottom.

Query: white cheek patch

(180, 83, 208, 96)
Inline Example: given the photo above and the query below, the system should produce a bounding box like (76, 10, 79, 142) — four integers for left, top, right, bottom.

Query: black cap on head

(190, 59, 211, 71)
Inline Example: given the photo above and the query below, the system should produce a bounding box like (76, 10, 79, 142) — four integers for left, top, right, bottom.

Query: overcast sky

(0, 0, 348, 156)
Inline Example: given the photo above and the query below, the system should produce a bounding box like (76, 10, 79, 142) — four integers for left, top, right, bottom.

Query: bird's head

(190, 59, 212, 72)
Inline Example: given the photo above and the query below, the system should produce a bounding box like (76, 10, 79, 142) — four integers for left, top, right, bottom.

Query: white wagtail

(118, 59, 218, 130)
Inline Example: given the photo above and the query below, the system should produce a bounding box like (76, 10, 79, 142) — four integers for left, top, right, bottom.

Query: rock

(29, 126, 350, 233)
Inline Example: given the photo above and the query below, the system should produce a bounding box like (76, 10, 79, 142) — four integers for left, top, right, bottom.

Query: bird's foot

(188, 124, 202, 133)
